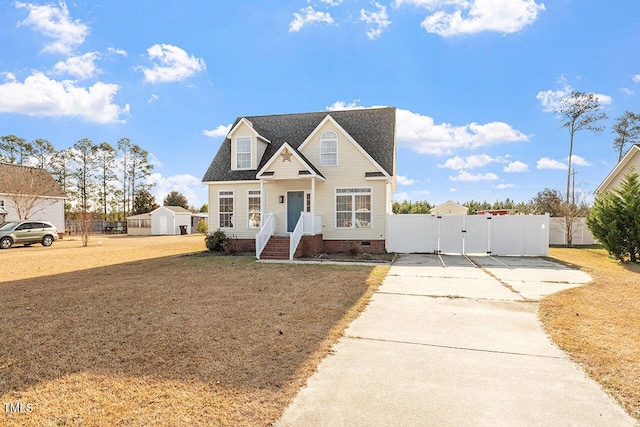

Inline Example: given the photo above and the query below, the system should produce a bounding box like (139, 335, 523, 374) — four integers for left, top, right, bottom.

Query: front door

(287, 191, 304, 232)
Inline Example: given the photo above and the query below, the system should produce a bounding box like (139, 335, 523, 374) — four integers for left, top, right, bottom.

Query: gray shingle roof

(0, 163, 66, 198)
(202, 107, 396, 182)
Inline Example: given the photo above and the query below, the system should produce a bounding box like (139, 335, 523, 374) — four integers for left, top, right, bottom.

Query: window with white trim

(248, 190, 261, 229)
(320, 131, 338, 166)
(336, 188, 371, 228)
(219, 190, 234, 228)
(236, 136, 252, 169)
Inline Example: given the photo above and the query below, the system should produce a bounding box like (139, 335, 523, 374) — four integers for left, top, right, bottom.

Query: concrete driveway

(279, 254, 637, 426)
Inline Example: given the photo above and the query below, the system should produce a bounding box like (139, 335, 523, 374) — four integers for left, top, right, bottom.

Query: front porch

(256, 212, 322, 260)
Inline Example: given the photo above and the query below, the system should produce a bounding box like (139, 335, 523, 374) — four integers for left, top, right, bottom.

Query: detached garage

(150, 206, 192, 235)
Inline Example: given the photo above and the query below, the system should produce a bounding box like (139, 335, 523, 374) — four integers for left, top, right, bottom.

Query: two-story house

(202, 107, 397, 259)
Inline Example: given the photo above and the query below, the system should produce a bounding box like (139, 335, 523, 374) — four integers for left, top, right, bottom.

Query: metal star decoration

(281, 147, 293, 162)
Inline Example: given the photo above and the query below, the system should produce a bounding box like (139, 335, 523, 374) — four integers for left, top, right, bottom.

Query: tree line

(0, 135, 156, 220)
(392, 189, 584, 217)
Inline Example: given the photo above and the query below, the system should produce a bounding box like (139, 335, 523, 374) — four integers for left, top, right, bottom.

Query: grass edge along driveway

(541, 246, 640, 422)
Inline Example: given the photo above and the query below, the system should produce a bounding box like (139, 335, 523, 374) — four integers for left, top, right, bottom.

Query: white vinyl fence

(387, 214, 550, 256)
(549, 217, 597, 246)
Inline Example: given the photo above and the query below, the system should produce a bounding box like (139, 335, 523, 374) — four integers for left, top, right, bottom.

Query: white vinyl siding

(219, 190, 235, 228)
(335, 188, 372, 229)
(248, 190, 261, 229)
(320, 131, 338, 166)
(236, 137, 252, 169)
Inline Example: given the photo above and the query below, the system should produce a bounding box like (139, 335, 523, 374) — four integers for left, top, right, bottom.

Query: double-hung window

(248, 190, 261, 229)
(320, 131, 338, 166)
(336, 188, 372, 228)
(219, 190, 234, 228)
(236, 137, 252, 169)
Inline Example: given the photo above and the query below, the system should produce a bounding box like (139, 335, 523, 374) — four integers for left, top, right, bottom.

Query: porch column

(311, 177, 316, 233)
(260, 179, 265, 227)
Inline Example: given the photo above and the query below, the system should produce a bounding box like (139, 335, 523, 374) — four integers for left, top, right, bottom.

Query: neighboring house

(596, 144, 640, 193)
(202, 107, 397, 259)
(126, 213, 152, 236)
(149, 206, 192, 235)
(0, 163, 65, 235)
(432, 201, 468, 215)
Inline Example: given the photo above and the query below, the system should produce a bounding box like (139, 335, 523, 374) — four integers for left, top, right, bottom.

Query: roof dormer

(227, 118, 270, 171)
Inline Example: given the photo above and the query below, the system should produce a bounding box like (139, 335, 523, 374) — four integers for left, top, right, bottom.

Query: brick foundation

(227, 238, 256, 252)
(322, 239, 386, 254)
(294, 234, 324, 258)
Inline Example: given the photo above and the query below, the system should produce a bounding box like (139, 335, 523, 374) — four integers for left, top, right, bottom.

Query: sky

(0, 0, 639, 209)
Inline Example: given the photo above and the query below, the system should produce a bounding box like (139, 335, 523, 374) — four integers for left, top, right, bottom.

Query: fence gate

(386, 214, 549, 256)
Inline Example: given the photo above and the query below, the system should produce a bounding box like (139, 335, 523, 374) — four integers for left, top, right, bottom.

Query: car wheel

(0, 237, 12, 249)
(42, 235, 54, 247)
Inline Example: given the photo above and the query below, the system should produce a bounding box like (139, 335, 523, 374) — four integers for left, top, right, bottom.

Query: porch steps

(260, 236, 290, 260)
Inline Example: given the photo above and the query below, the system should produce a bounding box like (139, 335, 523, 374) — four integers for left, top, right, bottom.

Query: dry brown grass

(541, 246, 640, 421)
(0, 235, 388, 426)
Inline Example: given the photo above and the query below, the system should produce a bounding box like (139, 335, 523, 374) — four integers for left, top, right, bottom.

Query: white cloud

(139, 44, 206, 84)
(148, 94, 159, 103)
(621, 87, 635, 96)
(438, 154, 497, 170)
(2, 72, 16, 81)
(52, 52, 101, 79)
(107, 47, 127, 57)
(393, 191, 410, 202)
(570, 155, 591, 166)
(449, 171, 498, 182)
(396, 109, 529, 155)
(395, 0, 545, 37)
(361, 2, 392, 40)
(494, 183, 515, 189)
(0, 72, 128, 124)
(147, 173, 207, 208)
(633, 75, 640, 83)
(397, 175, 415, 185)
(326, 100, 365, 111)
(320, 0, 344, 5)
(504, 160, 528, 172)
(203, 124, 232, 138)
(537, 157, 566, 170)
(537, 80, 612, 112)
(289, 6, 335, 32)
(16, 1, 89, 54)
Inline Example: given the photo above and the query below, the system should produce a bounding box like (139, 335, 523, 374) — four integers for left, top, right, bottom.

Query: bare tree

(0, 163, 64, 220)
(554, 91, 607, 203)
(71, 138, 98, 246)
(612, 110, 640, 162)
(117, 137, 132, 219)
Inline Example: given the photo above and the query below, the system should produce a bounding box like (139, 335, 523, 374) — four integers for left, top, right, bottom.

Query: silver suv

(0, 220, 59, 249)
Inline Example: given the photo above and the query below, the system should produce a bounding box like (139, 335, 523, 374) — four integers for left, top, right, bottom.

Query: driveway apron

(278, 254, 636, 427)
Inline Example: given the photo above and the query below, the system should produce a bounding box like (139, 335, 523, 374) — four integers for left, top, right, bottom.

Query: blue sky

(0, 0, 639, 208)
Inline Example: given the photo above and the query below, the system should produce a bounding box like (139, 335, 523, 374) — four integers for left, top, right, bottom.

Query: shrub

(587, 167, 640, 262)
(196, 219, 208, 234)
(205, 230, 227, 252)
(222, 236, 238, 255)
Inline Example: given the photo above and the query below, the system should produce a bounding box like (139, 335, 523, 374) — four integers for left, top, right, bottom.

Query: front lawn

(0, 235, 388, 426)
(541, 246, 640, 421)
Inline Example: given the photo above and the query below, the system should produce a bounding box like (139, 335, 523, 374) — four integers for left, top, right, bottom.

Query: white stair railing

(301, 213, 322, 235)
(289, 213, 304, 260)
(256, 212, 274, 259)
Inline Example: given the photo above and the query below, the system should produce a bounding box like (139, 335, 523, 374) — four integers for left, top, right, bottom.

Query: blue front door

(287, 191, 304, 232)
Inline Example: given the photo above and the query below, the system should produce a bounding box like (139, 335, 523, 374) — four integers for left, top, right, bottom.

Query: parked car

(0, 220, 59, 249)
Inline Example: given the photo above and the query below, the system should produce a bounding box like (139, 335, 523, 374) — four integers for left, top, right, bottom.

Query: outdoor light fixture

(279, 195, 284, 203)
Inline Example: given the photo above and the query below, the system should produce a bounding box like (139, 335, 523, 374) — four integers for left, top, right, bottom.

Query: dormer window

(236, 137, 252, 169)
(320, 131, 338, 166)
